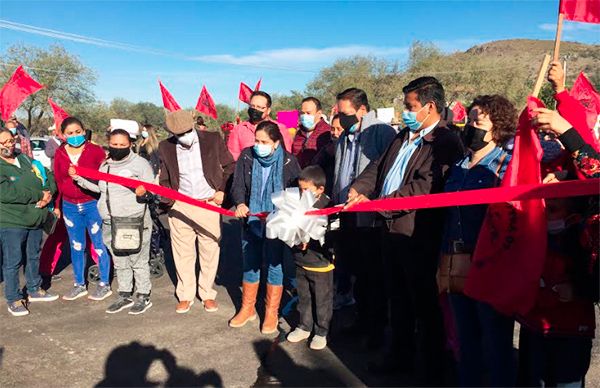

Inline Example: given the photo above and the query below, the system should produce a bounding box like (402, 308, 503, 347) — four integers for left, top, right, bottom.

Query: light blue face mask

(347, 123, 359, 134)
(141, 130, 149, 139)
(402, 104, 429, 132)
(300, 114, 315, 131)
(254, 143, 273, 158)
(66, 134, 86, 147)
(8, 127, 17, 136)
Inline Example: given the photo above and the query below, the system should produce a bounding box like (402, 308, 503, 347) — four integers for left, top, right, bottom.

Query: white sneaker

(287, 328, 311, 343)
(310, 335, 327, 350)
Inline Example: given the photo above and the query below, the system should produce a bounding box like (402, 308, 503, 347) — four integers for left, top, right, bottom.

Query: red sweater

(53, 142, 106, 204)
(291, 119, 331, 168)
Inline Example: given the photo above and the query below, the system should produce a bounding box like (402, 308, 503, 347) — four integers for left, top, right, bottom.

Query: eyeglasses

(0, 139, 16, 146)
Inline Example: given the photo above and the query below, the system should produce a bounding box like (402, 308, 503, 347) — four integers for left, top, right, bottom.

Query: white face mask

(177, 130, 196, 147)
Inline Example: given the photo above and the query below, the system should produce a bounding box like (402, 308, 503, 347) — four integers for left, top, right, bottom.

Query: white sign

(376, 107, 395, 124)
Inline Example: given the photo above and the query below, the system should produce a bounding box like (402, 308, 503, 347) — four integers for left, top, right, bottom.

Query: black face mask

(462, 124, 489, 152)
(247, 107, 264, 123)
(108, 147, 130, 161)
(338, 112, 359, 131)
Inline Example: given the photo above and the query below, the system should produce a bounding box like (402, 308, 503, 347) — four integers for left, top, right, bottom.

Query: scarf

(249, 145, 284, 214)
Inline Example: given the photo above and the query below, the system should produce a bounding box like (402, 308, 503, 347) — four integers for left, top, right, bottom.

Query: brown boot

(229, 282, 259, 328)
(261, 284, 283, 334)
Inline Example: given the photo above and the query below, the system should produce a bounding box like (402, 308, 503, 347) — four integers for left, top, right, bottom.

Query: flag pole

(553, 13, 564, 62)
(532, 53, 551, 98)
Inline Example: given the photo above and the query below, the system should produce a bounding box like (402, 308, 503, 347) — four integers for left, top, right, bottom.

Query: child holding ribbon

(286, 165, 333, 350)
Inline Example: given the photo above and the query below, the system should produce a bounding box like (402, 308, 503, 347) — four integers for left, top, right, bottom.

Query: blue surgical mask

(300, 114, 316, 131)
(402, 104, 429, 132)
(66, 134, 86, 148)
(8, 127, 17, 136)
(253, 143, 273, 158)
(141, 130, 149, 139)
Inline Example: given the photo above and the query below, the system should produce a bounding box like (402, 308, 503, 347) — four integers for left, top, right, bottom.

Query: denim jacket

(440, 146, 511, 254)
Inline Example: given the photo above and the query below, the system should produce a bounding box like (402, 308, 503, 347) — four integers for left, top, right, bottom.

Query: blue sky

(1, 1, 598, 108)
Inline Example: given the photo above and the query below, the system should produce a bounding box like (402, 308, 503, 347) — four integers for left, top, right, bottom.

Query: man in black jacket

(348, 77, 465, 383)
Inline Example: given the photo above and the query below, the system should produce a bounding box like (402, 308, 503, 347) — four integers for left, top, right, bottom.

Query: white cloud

(194, 45, 409, 68)
(539, 22, 599, 32)
(0, 19, 407, 73)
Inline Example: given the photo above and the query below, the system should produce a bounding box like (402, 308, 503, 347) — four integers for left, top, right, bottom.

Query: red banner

(0, 65, 43, 121)
(238, 82, 253, 104)
(560, 0, 600, 24)
(464, 97, 547, 316)
(195, 85, 218, 119)
(158, 80, 181, 112)
(48, 98, 69, 134)
(570, 72, 600, 134)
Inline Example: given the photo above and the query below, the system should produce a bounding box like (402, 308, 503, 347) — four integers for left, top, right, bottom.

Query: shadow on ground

(96, 341, 222, 387)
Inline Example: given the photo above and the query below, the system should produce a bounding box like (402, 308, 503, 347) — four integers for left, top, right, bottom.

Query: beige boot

(261, 284, 283, 334)
(229, 282, 259, 328)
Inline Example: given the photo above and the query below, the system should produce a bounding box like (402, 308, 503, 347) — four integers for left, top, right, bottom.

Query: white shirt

(68, 152, 81, 165)
(176, 132, 215, 200)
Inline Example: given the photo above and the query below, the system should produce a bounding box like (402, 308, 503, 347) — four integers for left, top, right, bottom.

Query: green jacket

(0, 154, 57, 229)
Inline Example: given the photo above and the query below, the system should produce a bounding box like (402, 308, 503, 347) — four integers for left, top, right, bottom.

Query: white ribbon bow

(265, 188, 328, 248)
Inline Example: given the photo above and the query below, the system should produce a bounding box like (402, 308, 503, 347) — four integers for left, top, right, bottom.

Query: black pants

(382, 232, 445, 383)
(337, 225, 387, 334)
(296, 266, 333, 337)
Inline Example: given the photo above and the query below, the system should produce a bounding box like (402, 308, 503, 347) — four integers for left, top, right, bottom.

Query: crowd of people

(0, 60, 598, 386)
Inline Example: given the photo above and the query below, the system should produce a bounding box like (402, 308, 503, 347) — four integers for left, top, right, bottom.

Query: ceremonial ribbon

(265, 188, 328, 247)
(75, 166, 599, 217)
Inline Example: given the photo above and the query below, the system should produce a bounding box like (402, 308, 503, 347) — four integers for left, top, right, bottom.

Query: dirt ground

(0, 217, 598, 387)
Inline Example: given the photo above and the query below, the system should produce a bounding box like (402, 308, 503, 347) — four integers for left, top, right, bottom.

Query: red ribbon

(75, 166, 237, 217)
(75, 166, 599, 217)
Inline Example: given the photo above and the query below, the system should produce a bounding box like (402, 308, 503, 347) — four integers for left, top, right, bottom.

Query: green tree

(0, 44, 96, 135)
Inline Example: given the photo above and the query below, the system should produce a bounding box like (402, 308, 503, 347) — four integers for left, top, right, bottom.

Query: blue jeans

(62, 200, 111, 285)
(449, 293, 516, 387)
(242, 229, 285, 285)
(1, 227, 43, 304)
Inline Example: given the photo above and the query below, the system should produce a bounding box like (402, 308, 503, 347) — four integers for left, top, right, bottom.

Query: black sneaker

(129, 295, 152, 315)
(106, 296, 134, 314)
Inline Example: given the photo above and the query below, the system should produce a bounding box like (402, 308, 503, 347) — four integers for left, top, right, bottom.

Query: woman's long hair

(139, 124, 159, 155)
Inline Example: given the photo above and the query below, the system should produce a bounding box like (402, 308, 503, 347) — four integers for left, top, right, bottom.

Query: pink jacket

(227, 119, 292, 160)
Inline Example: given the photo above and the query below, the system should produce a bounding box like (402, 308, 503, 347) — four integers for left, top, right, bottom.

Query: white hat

(110, 119, 139, 139)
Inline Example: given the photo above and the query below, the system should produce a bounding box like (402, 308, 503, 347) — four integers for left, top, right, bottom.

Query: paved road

(0, 217, 598, 387)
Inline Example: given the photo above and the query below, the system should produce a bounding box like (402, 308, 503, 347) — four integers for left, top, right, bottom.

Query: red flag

(0, 65, 43, 121)
(451, 101, 466, 122)
(239, 82, 253, 104)
(254, 78, 262, 91)
(465, 96, 547, 316)
(559, 0, 600, 24)
(48, 98, 69, 133)
(195, 85, 218, 120)
(158, 80, 181, 112)
(570, 72, 600, 133)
